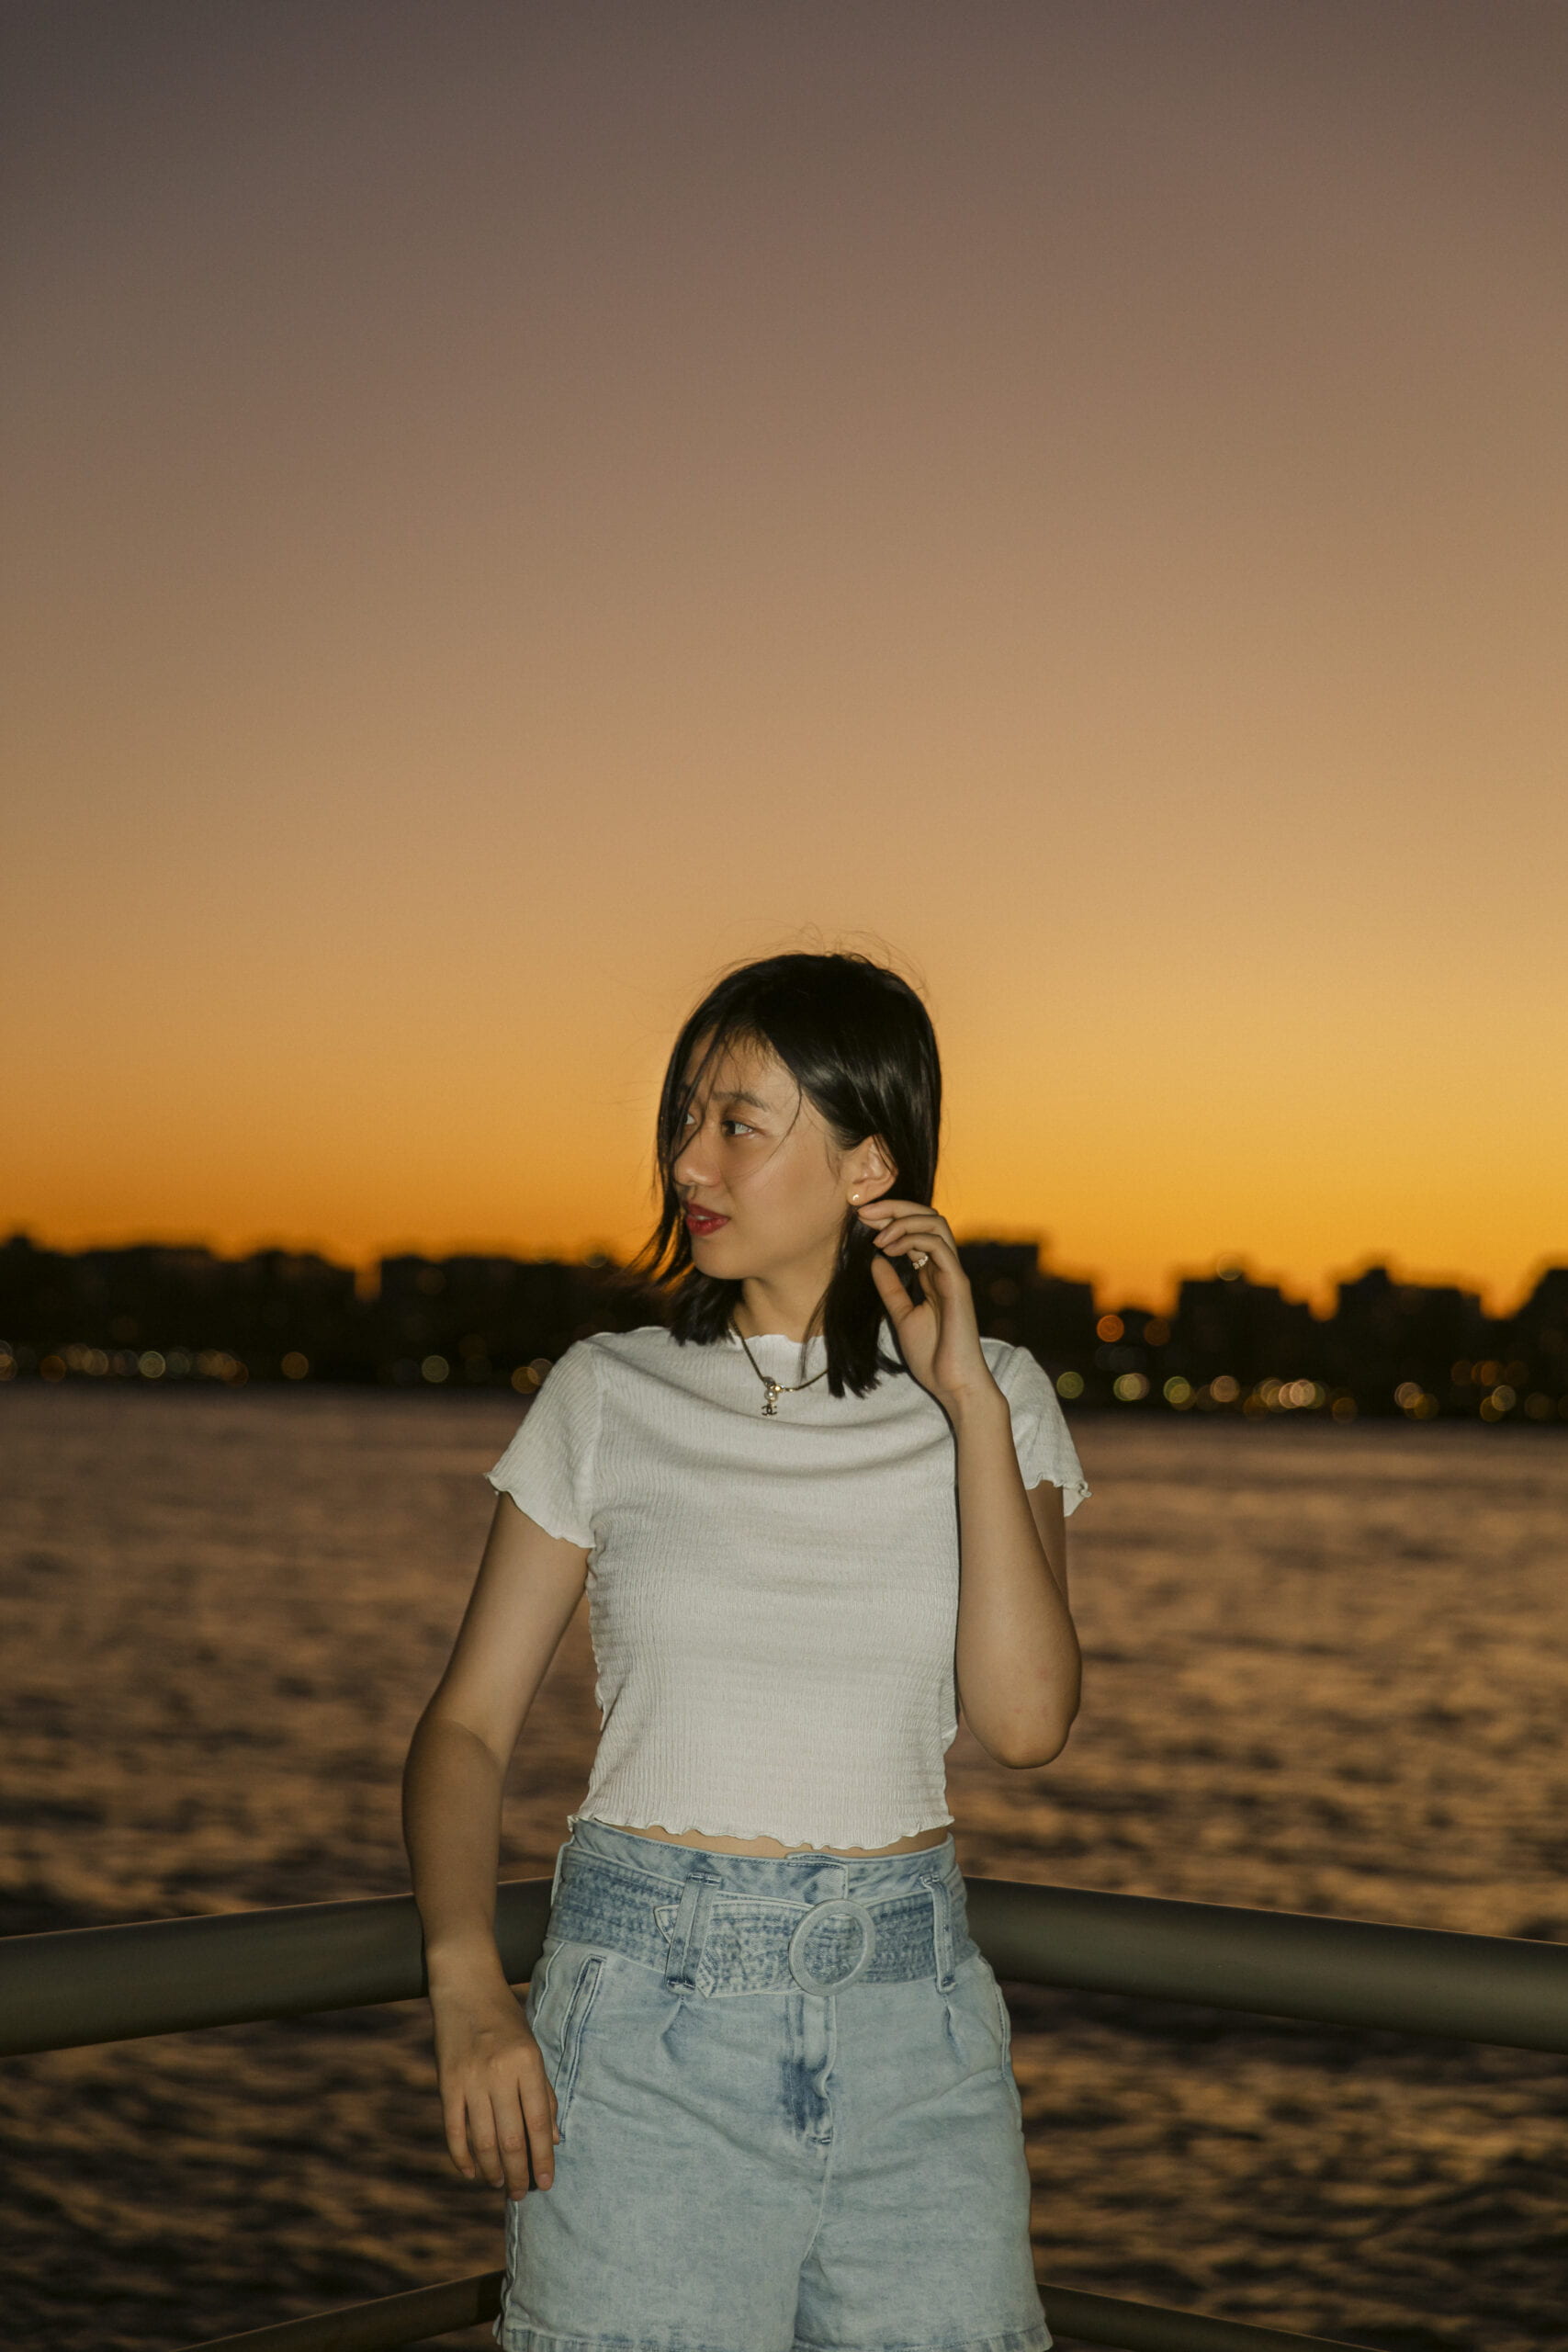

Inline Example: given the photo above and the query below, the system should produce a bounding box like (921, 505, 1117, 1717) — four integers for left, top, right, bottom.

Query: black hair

(619, 949, 942, 1397)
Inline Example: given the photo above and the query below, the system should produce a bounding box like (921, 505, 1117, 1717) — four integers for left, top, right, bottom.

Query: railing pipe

(174, 2267, 1377, 2352)
(962, 1880, 1568, 2052)
(3, 1878, 1565, 2062)
(182, 2268, 501, 2351)
(12, 1878, 1557, 2352)
(0, 1880, 549, 2058)
(1036, 2282, 1372, 2350)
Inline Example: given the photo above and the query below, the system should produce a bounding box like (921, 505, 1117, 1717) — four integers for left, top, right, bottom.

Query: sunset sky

(6, 1, 1566, 1317)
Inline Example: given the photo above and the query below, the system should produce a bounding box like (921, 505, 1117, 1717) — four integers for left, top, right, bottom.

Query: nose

(672, 1121, 717, 1191)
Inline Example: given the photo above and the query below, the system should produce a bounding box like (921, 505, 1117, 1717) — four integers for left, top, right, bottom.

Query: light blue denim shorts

(494, 1816, 1048, 2352)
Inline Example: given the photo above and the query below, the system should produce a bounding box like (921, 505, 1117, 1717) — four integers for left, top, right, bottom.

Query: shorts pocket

(987, 1973, 1013, 2060)
(988, 1973, 1025, 2122)
(537, 1947, 606, 2143)
(523, 1939, 555, 2029)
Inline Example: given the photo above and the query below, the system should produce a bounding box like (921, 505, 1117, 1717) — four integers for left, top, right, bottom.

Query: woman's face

(671, 1030, 880, 1281)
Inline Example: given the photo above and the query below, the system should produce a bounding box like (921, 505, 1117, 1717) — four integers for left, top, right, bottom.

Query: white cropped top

(485, 1318, 1090, 1851)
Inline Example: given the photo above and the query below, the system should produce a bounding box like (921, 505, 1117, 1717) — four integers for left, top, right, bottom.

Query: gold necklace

(731, 1320, 829, 1415)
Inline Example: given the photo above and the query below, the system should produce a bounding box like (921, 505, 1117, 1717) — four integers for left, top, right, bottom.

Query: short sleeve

(988, 1341, 1091, 1515)
(486, 1340, 601, 1549)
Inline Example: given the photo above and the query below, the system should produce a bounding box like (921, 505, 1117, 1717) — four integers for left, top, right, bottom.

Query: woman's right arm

(401, 1491, 592, 2201)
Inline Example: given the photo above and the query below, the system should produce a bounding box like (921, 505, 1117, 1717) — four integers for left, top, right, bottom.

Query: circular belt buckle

(786, 1897, 878, 1992)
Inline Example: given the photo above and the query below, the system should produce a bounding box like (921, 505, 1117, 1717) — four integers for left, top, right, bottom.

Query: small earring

(849, 1192, 860, 1204)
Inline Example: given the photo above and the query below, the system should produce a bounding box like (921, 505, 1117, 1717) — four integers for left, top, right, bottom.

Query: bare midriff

(597, 1819, 952, 1858)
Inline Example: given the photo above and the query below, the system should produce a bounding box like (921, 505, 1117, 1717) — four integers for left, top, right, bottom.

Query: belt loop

(550, 1836, 570, 1906)
(666, 1870, 722, 1993)
(924, 1870, 956, 1991)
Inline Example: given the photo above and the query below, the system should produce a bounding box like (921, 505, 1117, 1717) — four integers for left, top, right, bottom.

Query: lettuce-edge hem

(572, 1805, 957, 1852)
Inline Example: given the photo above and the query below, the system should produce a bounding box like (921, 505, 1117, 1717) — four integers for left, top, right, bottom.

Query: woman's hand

(858, 1199, 1001, 1417)
(429, 1976, 561, 2201)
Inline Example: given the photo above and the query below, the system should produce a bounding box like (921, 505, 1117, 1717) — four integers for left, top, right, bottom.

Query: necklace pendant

(762, 1382, 781, 1415)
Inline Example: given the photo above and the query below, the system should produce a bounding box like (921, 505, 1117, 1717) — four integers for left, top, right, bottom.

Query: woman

(402, 948, 1090, 2352)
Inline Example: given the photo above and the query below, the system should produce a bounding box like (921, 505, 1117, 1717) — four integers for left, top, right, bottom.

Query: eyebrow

(683, 1084, 773, 1112)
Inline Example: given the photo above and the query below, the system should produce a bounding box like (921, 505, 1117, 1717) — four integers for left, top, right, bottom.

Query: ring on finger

(909, 1249, 929, 1268)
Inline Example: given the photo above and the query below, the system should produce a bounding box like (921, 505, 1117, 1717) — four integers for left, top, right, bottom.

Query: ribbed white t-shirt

(485, 1318, 1090, 1850)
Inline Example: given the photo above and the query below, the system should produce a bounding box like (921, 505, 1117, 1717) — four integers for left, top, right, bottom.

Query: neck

(734, 1265, 832, 1345)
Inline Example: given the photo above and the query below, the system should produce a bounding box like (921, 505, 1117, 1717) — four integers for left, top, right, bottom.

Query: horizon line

(6, 1224, 1564, 1324)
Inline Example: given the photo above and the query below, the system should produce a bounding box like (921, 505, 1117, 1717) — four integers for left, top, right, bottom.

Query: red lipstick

(683, 1208, 729, 1236)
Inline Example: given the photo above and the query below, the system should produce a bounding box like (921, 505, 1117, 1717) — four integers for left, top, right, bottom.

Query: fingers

(858, 1198, 949, 1229)
(867, 1246, 932, 1329)
(445, 2051, 562, 2200)
(517, 2072, 562, 2198)
(467, 2083, 545, 2201)
(868, 1248, 916, 1308)
(857, 1200, 953, 1240)
(489, 2080, 540, 2202)
(444, 2091, 478, 2181)
(463, 2093, 508, 2193)
(860, 1209, 956, 1267)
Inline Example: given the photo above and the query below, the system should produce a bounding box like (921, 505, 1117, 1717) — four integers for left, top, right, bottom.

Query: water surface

(2, 1387, 1563, 2348)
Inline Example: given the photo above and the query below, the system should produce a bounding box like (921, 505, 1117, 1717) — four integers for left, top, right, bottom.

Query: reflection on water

(2, 1387, 1564, 2349)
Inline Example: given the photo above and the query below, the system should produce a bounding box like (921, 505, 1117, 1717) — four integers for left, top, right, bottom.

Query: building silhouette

(3, 1227, 1565, 1423)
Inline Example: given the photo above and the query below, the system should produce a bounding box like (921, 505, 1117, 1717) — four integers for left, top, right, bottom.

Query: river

(2, 1385, 1563, 2348)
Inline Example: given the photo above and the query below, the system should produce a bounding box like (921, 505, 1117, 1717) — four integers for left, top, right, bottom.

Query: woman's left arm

(948, 1388, 1080, 1767)
(861, 1197, 1082, 1769)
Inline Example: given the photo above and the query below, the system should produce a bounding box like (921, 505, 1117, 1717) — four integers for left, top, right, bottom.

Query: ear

(846, 1137, 897, 1207)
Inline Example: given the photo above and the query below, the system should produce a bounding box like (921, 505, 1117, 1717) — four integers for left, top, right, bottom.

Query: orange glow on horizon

(6, 9, 1565, 1327)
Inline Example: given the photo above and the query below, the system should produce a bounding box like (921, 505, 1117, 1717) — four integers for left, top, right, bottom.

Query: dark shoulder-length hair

(619, 949, 942, 1398)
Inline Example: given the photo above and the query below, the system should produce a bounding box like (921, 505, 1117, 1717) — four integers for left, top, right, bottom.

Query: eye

(679, 1112, 756, 1136)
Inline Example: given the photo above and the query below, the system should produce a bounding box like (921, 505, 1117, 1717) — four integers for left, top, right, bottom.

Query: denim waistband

(545, 1816, 977, 1996)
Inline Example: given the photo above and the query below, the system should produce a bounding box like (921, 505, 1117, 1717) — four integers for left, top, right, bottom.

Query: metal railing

(5, 1877, 1565, 2351)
